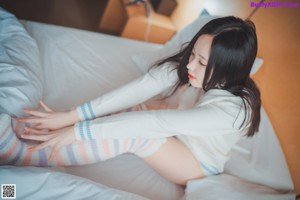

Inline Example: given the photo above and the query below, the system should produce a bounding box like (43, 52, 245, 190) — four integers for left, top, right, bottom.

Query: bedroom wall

(171, 0, 300, 195)
(251, 3, 300, 195)
(170, 0, 254, 30)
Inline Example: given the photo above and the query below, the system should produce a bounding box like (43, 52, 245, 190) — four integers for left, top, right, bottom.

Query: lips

(188, 74, 196, 79)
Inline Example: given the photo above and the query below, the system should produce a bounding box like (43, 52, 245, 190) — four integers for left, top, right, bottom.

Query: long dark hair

(153, 16, 261, 137)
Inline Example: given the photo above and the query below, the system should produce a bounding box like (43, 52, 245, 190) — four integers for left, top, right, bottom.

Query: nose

(186, 62, 191, 70)
(186, 58, 197, 71)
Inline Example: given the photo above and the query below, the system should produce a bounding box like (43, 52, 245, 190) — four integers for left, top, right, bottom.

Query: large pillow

(0, 7, 43, 117)
(224, 107, 294, 192)
(131, 15, 263, 75)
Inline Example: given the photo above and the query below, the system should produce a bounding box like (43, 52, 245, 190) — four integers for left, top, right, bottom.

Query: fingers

(26, 144, 38, 151)
(40, 100, 53, 113)
(30, 141, 52, 151)
(30, 123, 44, 129)
(23, 109, 48, 117)
(48, 145, 61, 162)
(27, 139, 61, 163)
(20, 100, 53, 121)
(21, 132, 52, 142)
(24, 127, 48, 134)
(18, 117, 43, 124)
(19, 101, 54, 128)
(24, 126, 74, 163)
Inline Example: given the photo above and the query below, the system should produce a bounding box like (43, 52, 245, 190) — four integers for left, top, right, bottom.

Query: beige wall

(171, 0, 300, 195)
(252, 2, 300, 195)
(171, 0, 254, 30)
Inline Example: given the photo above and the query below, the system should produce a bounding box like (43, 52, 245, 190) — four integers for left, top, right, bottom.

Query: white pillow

(0, 8, 43, 117)
(131, 15, 263, 75)
(224, 107, 294, 192)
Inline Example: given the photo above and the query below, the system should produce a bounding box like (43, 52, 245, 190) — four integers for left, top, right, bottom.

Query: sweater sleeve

(76, 64, 178, 121)
(74, 101, 244, 141)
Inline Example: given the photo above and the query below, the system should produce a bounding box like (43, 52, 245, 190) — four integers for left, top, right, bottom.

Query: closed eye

(199, 61, 206, 66)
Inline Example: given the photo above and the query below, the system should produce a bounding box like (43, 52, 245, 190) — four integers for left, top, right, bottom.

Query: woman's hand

(18, 101, 80, 131)
(21, 126, 77, 161)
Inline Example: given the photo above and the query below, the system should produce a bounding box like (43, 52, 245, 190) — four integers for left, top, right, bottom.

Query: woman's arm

(74, 97, 245, 141)
(21, 90, 244, 156)
(19, 64, 177, 130)
(76, 64, 178, 121)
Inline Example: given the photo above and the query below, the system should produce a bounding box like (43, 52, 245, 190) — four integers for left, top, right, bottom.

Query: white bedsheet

(0, 165, 150, 200)
(2, 19, 294, 200)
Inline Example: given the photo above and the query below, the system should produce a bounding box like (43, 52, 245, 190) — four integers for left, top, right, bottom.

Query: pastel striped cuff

(74, 121, 94, 141)
(76, 102, 96, 121)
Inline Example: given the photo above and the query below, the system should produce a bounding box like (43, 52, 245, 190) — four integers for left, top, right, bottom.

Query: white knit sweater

(74, 64, 248, 173)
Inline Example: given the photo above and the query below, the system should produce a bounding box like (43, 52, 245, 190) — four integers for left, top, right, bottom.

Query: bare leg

(142, 137, 205, 185)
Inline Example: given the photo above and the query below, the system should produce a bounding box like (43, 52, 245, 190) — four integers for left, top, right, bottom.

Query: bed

(0, 7, 296, 200)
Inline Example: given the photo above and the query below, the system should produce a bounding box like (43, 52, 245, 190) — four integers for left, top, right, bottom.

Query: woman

(0, 16, 261, 185)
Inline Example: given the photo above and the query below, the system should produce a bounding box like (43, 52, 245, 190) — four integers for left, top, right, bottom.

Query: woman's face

(187, 34, 213, 88)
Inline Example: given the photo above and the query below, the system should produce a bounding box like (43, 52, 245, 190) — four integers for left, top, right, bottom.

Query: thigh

(142, 137, 205, 185)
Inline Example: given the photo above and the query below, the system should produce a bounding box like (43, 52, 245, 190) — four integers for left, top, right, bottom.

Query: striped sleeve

(73, 90, 246, 141)
(76, 101, 96, 121)
(75, 64, 178, 121)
